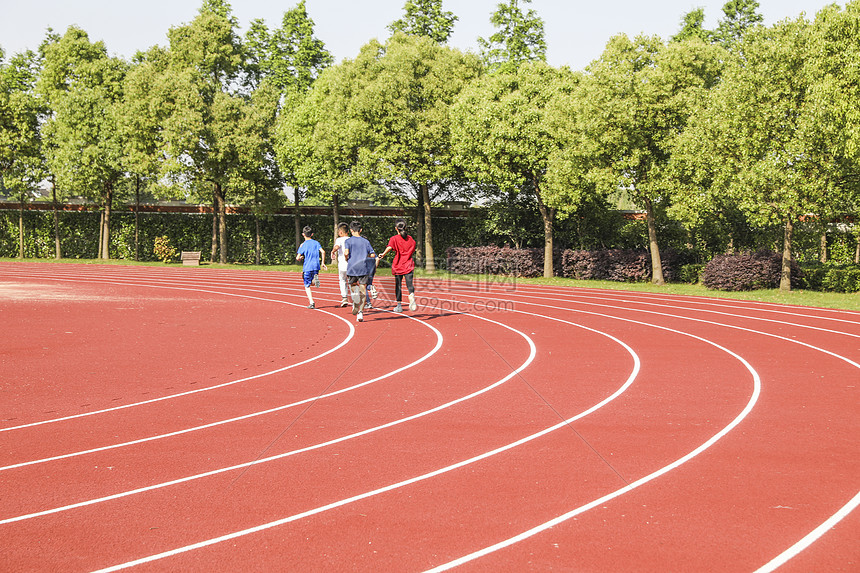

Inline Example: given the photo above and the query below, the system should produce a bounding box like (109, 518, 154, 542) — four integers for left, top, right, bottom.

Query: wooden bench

(180, 251, 201, 266)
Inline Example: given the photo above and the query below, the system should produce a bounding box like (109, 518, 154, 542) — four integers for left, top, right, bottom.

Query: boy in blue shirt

(296, 225, 327, 309)
(343, 220, 376, 322)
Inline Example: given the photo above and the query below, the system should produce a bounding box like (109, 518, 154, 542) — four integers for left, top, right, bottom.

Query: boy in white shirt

(330, 222, 350, 307)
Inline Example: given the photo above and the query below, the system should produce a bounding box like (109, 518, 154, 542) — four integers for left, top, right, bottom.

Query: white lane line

(412, 291, 860, 571)
(89, 315, 636, 573)
(0, 279, 355, 433)
(421, 287, 860, 365)
(425, 283, 860, 340)
(1, 308, 533, 525)
(754, 490, 860, 572)
(0, 308, 443, 471)
(424, 336, 761, 572)
(82, 280, 850, 573)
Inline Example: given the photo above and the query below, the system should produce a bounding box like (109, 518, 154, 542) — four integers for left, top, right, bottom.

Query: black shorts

(347, 275, 370, 286)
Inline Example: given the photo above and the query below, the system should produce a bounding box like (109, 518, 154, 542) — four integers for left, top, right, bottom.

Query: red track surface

(1, 261, 857, 572)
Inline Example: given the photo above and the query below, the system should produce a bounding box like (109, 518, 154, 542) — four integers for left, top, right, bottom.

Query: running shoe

(356, 312, 364, 322)
(369, 285, 378, 299)
(393, 303, 403, 313)
(340, 297, 349, 307)
(307, 302, 315, 309)
(365, 300, 373, 309)
(408, 294, 417, 312)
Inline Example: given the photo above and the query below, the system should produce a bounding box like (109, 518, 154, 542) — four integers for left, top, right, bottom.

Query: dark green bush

(800, 264, 860, 293)
(679, 263, 705, 284)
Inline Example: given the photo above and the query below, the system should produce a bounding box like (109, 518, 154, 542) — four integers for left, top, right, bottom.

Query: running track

(1, 261, 857, 572)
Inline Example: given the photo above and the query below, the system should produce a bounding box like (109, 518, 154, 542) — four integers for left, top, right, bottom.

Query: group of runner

(295, 219, 418, 323)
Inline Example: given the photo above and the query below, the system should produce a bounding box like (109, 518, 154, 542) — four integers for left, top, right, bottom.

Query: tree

(362, 33, 481, 272)
(156, 0, 256, 264)
(715, 0, 764, 48)
(246, 0, 333, 249)
(245, 0, 333, 93)
(672, 18, 827, 290)
(38, 27, 127, 259)
(120, 47, 171, 261)
(578, 35, 723, 284)
(672, 8, 712, 43)
(478, 0, 546, 73)
(451, 62, 575, 277)
(388, 0, 458, 44)
(0, 49, 45, 258)
(276, 55, 377, 246)
(804, 0, 860, 234)
(671, 1, 763, 48)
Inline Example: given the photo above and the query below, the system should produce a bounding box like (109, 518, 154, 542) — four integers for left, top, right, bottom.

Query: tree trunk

(819, 226, 827, 263)
(534, 179, 555, 278)
(101, 182, 113, 260)
(332, 193, 340, 246)
(855, 235, 860, 265)
(18, 201, 24, 259)
(645, 197, 665, 285)
(211, 192, 218, 263)
(294, 187, 302, 253)
(215, 182, 227, 264)
(52, 178, 62, 259)
(134, 175, 140, 262)
(96, 209, 105, 259)
(422, 183, 435, 273)
(780, 217, 794, 291)
(415, 199, 425, 268)
(255, 216, 261, 266)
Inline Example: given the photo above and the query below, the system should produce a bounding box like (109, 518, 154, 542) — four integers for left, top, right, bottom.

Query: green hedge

(799, 264, 860, 293)
(0, 209, 474, 266)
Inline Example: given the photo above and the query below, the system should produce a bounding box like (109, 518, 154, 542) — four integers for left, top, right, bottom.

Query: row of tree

(2, 0, 859, 289)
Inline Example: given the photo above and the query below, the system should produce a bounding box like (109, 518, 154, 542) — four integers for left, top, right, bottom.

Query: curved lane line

(415, 290, 859, 571)
(0, 313, 443, 471)
(88, 315, 641, 572)
(430, 285, 860, 340)
(424, 335, 761, 571)
(754, 490, 860, 572)
(0, 308, 537, 525)
(0, 280, 355, 433)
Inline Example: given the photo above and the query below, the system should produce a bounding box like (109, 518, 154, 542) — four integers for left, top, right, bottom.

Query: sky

(0, 0, 838, 71)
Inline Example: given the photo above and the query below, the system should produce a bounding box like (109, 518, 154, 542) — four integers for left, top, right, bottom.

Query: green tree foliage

(804, 1, 860, 199)
(672, 8, 711, 43)
(244, 0, 333, 92)
(478, 0, 546, 72)
(275, 54, 377, 244)
(281, 34, 480, 270)
(672, 17, 830, 290)
(451, 62, 576, 277)
(38, 27, 127, 259)
(154, 0, 283, 263)
(672, 1, 764, 48)
(388, 0, 458, 44)
(245, 1, 332, 250)
(577, 35, 724, 284)
(0, 49, 45, 257)
(363, 34, 481, 271)
(715, 0, 765, 48)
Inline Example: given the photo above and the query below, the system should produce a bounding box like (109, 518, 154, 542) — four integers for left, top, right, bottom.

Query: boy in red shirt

(376, 219, 418, 313)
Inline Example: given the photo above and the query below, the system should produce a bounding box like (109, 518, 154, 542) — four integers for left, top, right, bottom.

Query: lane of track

(413, 277, 859, 570)
(83, 290, 760, 571)
(1, 263, 856, 571)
